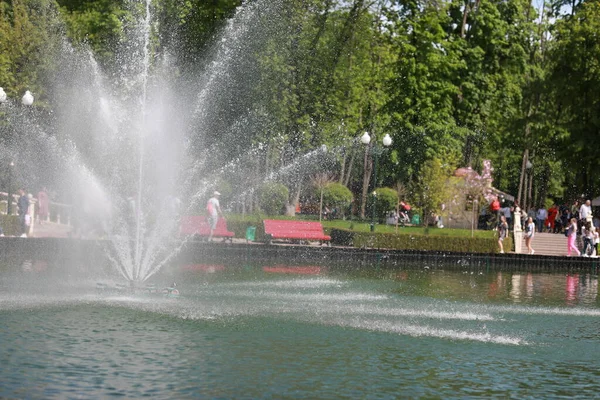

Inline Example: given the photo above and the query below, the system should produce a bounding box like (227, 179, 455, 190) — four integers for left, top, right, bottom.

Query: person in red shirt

(490, 197, 501, 224)
(547, 203, 559, 233)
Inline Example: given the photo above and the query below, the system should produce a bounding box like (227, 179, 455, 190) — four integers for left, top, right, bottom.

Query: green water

(1, 262, 599, 398)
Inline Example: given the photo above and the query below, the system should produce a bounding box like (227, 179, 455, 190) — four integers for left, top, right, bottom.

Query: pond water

(1, 260, 599, 398)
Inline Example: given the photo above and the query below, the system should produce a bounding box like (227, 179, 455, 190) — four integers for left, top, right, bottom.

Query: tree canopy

(1, 0, 599, 216)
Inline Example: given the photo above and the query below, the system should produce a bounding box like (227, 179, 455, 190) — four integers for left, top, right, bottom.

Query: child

(582, 222, 594, 257)
(566, 218, 581, 257)
(525, 216, 535, 255)
(497, 215, 509, 254)
(593, 226, 599, 257)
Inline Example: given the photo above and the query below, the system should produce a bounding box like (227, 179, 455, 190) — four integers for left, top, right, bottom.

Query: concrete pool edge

(0, 237, 598, 272)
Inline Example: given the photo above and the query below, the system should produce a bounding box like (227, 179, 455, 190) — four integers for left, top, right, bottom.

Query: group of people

(496, 199, 600, 256)
(530, 200, 595, 235)
(1, 187, 49, 238)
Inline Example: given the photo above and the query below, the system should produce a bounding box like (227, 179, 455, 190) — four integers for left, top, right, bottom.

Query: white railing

(0, 191, 72, 226)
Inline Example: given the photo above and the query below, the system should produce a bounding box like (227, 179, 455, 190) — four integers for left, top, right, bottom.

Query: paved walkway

(30, 222, 72, 238)
(519, 232, 580, 257)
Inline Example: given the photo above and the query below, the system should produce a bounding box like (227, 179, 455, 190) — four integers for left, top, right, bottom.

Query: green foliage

(220, 214, 266, 241)
(0, 0, 64, 102)
(0, 214, 20, 236)
(330, 228, 512, 254)
(3, 0, 600, 218)
(157, 0, 241, 71)
(371, 187, 398, 220)
(546, 2, 600, 196)
(257, 182, 289, 215)
(413, 158, 452, 222)
(57, 0, 126, 67)
(322, 182, 353, 209)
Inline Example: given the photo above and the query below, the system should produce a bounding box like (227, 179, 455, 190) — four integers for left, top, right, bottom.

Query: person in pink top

(37, 187, 49, 224)
(566, 218, 581, 257)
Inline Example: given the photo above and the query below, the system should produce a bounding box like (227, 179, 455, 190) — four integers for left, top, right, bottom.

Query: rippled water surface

(1, 261, 599, 398)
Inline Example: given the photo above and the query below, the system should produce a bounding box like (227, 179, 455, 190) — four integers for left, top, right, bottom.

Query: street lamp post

(361, 132, 392, 232)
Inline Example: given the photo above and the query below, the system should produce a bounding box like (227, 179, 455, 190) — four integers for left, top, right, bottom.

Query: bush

(367, 187, 398, 221)
(329, 228, 512, 253)
(0, 214, 20, 236)
(257, 183, 289, 215)
(224, 214, 266, 241)
(322, 183, 353, 216)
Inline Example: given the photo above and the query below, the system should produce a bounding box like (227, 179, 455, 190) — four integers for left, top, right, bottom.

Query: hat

(214, 191, 221, 196)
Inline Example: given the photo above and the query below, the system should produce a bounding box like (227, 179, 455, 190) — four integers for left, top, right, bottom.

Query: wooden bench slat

(263, 219, 331, 243)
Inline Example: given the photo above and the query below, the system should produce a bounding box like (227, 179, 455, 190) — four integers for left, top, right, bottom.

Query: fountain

(1, 1, 600, 398)
(1, 0, 291, 284)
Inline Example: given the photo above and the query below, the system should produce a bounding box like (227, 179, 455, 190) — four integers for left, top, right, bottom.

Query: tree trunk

(527, 150, 535, 209)
(460, 0, 470, 38)
(339, 150, 347, 185)
(319, 188, 324, 222)
(517, 148, 528, 207)
(343, 149, 356, 188)
(285, 180, 303, 217)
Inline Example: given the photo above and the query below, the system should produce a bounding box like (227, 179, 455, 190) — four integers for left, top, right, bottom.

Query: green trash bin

(245, 226, 256, 243)
(411, 214, 421, 226)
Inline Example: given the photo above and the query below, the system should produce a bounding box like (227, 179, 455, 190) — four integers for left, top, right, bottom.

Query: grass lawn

(225, 213, 495, 239)
(321, 219, 495, 238)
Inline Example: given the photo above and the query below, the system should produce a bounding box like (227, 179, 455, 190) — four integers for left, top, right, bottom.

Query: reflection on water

(393, 268, 599, 307)
(1, 260, 600, 398)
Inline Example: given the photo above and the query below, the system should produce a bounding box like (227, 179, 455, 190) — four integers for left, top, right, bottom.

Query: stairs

(519, 232, 579, 257)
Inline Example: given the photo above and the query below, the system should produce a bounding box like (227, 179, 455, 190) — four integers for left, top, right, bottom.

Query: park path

(519, 232, 573, 257)
(30, 221, 71, 238)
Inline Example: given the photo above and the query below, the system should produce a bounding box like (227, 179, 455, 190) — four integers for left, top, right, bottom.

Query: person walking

(579, 199, 592, 228)
(37, 187, 49, 224)
(500, 204, 512, 229)
(594, 227, 599, 257)
(497, 215, 509, 254)
(560, 208, 570, 233)
(547, 203, 559, 233)
(536, 206, 547, 233)
(525, 216, 535, 254)
(566, 218, 581, 257)
(582, 222, 595, 257)
(17, 188, 30, 237)
(206, 191, 223, 242)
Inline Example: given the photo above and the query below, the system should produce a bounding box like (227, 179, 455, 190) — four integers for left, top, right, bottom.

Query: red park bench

(180, 216, 234, 242)
(263, 219, 331, 245)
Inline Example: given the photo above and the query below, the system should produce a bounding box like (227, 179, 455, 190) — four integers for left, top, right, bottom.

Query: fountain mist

(2, 0, 284, 283)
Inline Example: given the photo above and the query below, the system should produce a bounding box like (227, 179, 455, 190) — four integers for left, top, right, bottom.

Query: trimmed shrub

(257, 183, 289, 215)
(322, 183, 353, 216)
(367, 187, 398, 221)
(330, 228, 512, 253)
(330, 228, 354, 246)
(0, 215, 21, 236)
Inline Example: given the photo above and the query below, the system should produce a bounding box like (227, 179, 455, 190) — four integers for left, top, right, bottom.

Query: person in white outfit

(525, 216, 535, 254)
(579, 200, 592, 223)
(206, 191, 223, 242)
(536, 207, 547, 233)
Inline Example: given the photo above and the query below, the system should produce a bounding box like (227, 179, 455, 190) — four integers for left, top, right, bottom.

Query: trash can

(411, 214, 421, 226)
(245, 226, 256, 243)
